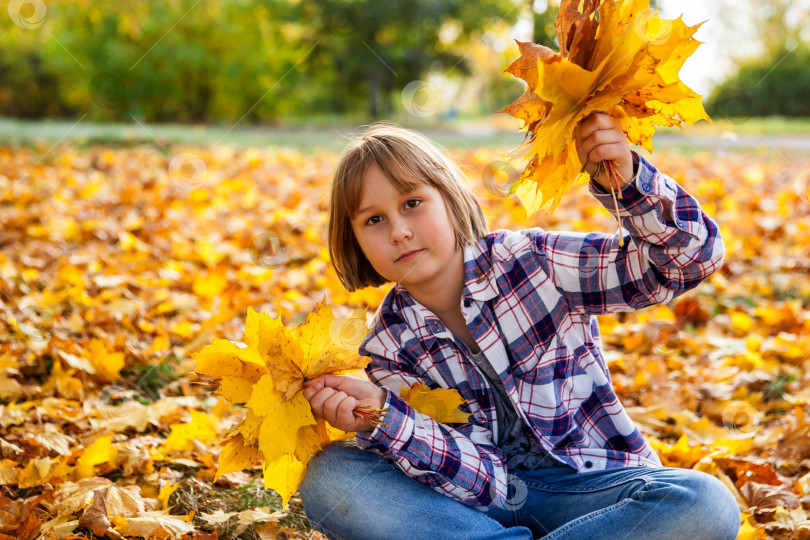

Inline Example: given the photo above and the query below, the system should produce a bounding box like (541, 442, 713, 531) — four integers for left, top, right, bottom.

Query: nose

(388, 216, 412, 244)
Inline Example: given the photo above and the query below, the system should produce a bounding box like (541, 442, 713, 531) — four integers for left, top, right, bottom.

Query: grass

(2, 115, 808, 153)
(658, 116, 810, 136)
(0, 116, 525, 152)
(170, 473, 317, 539)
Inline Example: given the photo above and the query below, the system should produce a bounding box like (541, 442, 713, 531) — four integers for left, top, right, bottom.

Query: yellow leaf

(217, 375, 254, 404)
(647, 433, 706, 468)
(215, 433, 263, 481)
(294, 425, 323, 463)
(244, 373, 280, 416)
(193, 338, 267, 383)
(76, 436, 117, 479)
(87, 339, 126, 382)
(193, 266, 228, 300)
(0, 372, 23, 400)
(239, 409, 264, 445)
(18, 457, 53, 488)
(256, 392, 316, 464)
(260, 298, 370, 400)
(315, 417, 354, 445)
(262, 453, 306, 510)
(400, 382, 472, 423)
(162, 410, 218, 452)
(731, 312, 755, 334)
(737, 512, 766, 540)
(158, 481, 179, 510)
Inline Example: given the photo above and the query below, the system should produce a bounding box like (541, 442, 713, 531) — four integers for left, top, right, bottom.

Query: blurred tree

(531, 0, 558, 47)
(706, 43, 810, 117)
(704, 0, 810, 117)
(296, 0, 519, 118)
(0, 0, 316, 122)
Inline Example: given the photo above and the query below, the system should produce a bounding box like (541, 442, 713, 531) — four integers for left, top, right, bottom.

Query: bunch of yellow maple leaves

(501, 0, 710, 214)
(190, 299, 472, 509)
(191, 301, 368, 509)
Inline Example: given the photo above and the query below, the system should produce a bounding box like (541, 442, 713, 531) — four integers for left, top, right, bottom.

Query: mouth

(396, 249, 423, 262)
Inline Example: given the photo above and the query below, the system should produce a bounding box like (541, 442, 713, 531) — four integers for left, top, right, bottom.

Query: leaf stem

(602, 160, 624, 248)
(353, 405, 389, 428)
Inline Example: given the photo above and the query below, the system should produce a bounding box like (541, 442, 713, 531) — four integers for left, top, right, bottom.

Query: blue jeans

(299, 442, 741, 539)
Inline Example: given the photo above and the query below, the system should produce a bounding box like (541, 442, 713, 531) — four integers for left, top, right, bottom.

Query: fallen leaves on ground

(1, 142, 809, 538)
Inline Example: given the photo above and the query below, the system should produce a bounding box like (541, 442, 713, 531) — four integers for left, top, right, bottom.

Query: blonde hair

(328, 121, 489, 292)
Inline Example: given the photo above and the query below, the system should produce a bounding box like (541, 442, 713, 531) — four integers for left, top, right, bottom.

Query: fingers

(577, 111, 616, 141)
(330, 392, 359, 428)
(584, 140, 627, 167)
(301, 378, 324, 401)
(574, 112, 632, 186)
(303, 385, 359, 428)
(580, 127, 624, 161)
(576, 112, 618, 175)
(302, 374, 386, 429)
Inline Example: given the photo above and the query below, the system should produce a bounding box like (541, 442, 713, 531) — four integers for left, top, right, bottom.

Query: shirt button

(641, 183, 651, 192)
(584, 460, 593, 469)
(463, 299, 472, 308)
(473, 316, 482, 325)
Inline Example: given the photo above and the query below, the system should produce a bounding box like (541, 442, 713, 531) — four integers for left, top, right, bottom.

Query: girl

(301, 117, 740, 539)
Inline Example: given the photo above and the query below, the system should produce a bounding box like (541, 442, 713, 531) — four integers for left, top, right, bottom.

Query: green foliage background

(0, 0, 524, 122)
(707, 44, 810, 118)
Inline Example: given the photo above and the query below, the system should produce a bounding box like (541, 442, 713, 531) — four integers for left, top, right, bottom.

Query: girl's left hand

(574, 112, 634, 191)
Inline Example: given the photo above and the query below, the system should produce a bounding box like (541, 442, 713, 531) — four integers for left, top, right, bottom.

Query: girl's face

(351, 163, 459, 293)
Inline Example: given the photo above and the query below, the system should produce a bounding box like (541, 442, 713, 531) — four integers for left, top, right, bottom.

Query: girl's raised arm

(531, 151, 725, 315)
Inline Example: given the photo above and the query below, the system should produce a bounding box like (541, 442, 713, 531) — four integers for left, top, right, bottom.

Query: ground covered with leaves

(1, 142, 810, 539)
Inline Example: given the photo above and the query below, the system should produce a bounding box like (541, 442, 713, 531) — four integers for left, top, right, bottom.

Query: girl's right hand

(302, 374, 387, 433)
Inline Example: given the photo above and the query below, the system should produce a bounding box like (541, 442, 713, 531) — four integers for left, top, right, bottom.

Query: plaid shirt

(354, 153, 725, 510)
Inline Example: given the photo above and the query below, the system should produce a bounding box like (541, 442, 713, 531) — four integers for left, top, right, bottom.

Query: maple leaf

(500, 0, 710, 213)
(399, 382, 472, 424)
(160, 409, 218, 452)
(75, 436, 117, 480)
(192, 297, 372, 508)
